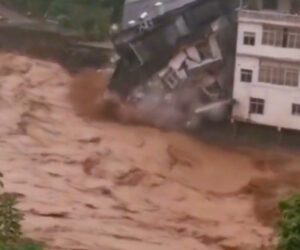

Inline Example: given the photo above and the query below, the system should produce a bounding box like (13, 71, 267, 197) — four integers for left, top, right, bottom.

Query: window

(262, 26, 283, 47)
(285, 70, 299, 86)
(243, 32, 255, 46)
(262, 25, 300, 49)
(292, 104, 300, 116)
(241, 69, 253, 83)
(287, 30, 300, 49)
(259, 60, 299, 87)
(249, 98, 265, 115)
(263, 0, 278, 10)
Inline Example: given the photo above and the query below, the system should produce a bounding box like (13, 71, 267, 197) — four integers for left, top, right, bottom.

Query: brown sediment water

(68, 70, 144, 124)
(68, 70, 113, 119)
(1, 53, 300, 250)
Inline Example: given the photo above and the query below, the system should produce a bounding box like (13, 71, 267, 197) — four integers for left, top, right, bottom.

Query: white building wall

(237, 22, 300, 62)
(232, 0, 300, 131)
(233, 54, 300, 130)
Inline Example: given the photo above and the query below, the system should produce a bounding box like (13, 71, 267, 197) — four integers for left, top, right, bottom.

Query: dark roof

(122, 0, 196, 28)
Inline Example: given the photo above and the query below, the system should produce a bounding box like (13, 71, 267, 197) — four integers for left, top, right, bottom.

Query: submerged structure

(109, 0, 239, 129)
(232, 0, 300, 131)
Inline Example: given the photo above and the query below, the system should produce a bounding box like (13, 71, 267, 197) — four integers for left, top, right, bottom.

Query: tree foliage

(0, 173, 44, 250)
(0, 195, 23, 243)
(0, 0, 125, 40)
(278, 194, 300, 250)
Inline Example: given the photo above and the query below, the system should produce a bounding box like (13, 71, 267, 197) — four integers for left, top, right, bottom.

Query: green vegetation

(278, 194, 300, 250)
(0, 0, 125, 40)
(0, 239, 43, 250)
(0, 194, 23, 243)
(0, 173, 44, 250)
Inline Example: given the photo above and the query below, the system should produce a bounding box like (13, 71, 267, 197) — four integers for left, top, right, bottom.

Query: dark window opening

(263, 0, 278, 10)
(283, 28, 288, 48)
(241, 69, 253, 83)
(249, 98, 265, 115)
(244, 32, 255, 46)
(292, 104, 300, 116)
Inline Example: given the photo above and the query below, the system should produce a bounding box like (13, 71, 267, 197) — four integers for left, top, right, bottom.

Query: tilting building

(232, 0, 300, 131)
(109, 0, 238, 128)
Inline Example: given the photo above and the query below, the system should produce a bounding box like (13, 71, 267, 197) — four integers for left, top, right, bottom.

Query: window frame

(262, 26, 283, 47)
(249, 97, 265, 115)
(262, 25, 300, 49)
(292, 103, 300, 116)
(241, 69, 253, 83)
(285, 69, 299, 87)
(243, 32, 256, 46)
(259, 60, 299, 87)
(287, 31, 300, 49)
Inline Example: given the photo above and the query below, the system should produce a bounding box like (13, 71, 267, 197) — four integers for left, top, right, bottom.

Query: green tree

(0, 195, 23, 244)
(0, 0, 125, 40)
(0, 174, 44, 250)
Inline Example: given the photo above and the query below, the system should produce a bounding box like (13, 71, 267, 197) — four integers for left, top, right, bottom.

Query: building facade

(232, 0, 300, 131)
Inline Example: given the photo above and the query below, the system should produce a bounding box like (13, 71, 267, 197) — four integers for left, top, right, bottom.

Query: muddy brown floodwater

(1, 53, 300, 250)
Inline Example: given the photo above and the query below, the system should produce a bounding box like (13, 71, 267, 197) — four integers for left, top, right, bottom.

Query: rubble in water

(1, 53, 300, 250)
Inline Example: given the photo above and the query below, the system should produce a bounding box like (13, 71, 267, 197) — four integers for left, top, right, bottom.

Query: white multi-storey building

(232, 0, 300, 131)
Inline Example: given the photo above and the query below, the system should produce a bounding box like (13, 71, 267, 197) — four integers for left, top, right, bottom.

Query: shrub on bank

(0, 173, 44, 250)
(0, 240, 43, 250)
(278, 194, 300, 250)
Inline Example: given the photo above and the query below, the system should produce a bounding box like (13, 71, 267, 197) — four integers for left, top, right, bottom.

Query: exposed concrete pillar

(154, 2, 165, 16)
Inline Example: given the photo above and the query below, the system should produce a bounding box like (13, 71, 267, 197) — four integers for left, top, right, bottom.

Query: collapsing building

(109, 0, 239, 129)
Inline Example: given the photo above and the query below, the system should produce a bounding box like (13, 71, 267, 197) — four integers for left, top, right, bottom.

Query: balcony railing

(238, 9, 300, 24)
